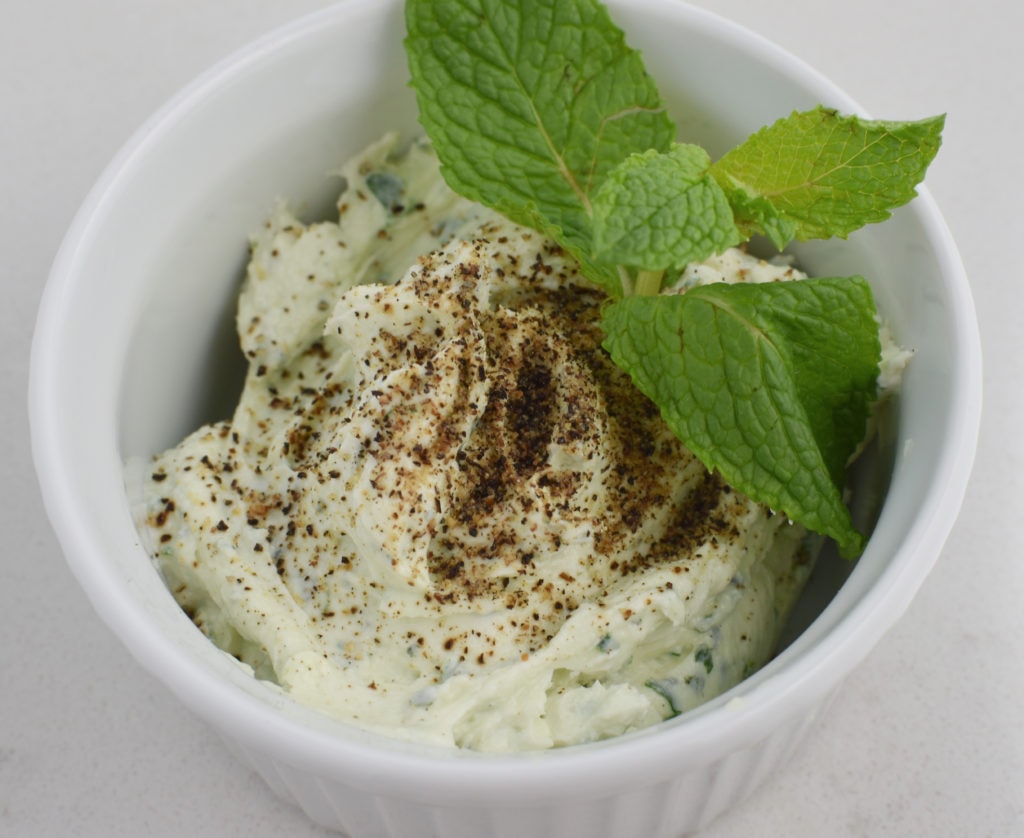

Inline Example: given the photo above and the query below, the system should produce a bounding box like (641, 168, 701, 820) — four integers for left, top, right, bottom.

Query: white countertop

(3, 1, 1021, 835)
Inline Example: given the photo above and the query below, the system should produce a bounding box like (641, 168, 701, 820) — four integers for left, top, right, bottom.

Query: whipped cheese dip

(136, 135, 874, 752)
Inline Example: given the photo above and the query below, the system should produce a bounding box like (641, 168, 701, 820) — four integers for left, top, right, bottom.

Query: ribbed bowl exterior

(224, 688, 835, 837)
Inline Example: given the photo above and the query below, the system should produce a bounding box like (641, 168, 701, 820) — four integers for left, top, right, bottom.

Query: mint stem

(617, 266, 635, 297)
(634, 269, 664, 296)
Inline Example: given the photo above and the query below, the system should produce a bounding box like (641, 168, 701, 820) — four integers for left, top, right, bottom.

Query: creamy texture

(136, 135, 835, 751)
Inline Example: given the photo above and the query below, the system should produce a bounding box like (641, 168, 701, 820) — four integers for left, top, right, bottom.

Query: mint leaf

(601, 278, 881, 556)
(711, 107, 945, 249)
(592, 144, 740, 274)
(405, 0, 676, 295)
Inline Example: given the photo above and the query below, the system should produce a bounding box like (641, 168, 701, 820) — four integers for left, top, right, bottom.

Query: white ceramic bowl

(30, 1, 980, 835)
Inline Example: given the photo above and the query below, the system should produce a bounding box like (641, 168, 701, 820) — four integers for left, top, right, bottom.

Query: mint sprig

(404, 0, 943, 555)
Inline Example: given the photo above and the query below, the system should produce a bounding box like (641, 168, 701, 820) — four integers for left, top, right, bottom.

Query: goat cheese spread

(135, 134, 884, 752)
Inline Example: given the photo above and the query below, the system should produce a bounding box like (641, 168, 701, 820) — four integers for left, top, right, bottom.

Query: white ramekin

(30, 1, 980, 835)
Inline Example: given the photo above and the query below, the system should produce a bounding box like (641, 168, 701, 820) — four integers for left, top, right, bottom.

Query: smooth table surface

(3, 1, 1021, 835)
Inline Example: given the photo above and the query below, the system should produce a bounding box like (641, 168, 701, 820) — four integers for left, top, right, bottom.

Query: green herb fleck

(645, 678, 681, 717)
(695, 646, 714, 674)
(365, 171, 406, 212)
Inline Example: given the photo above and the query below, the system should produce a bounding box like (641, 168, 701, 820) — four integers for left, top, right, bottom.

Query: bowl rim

(29, 0, 981, 803)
